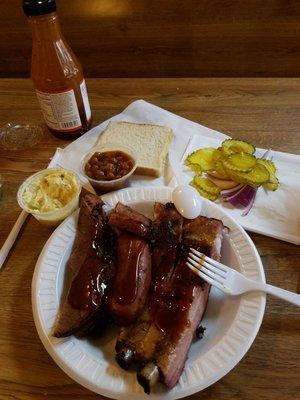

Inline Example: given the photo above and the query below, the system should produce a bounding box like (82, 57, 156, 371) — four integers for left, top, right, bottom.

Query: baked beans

(85, 150, 134, 181)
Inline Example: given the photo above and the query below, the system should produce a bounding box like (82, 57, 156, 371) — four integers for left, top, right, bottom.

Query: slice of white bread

(96, 121, 173, 177)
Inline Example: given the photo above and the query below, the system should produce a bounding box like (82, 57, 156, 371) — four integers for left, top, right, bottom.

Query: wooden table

(0, 78, 299, 400)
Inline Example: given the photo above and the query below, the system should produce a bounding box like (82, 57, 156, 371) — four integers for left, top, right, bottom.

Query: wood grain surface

(2, 0, 300, 78)
(0, 78, 299, 400)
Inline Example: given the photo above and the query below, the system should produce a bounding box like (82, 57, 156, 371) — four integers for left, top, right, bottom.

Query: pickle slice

(223, 153, 257, 172)
(257, 159, 278, 190)
(264, 178, 279, 191)
(191, 180, 219, 201)
(257, 159, 276, 174)
(187, 163, 202, 174)
(230, 163, 270, 187)
(212, 148, 223, 162)
(264, 173, 279, 191)
(185, 148, 217, 171)
(214, 161, 230, 179)
(193, 176, 220, 195)
(221, 139, 255, 156)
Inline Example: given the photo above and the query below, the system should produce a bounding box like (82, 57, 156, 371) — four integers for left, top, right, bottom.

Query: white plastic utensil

(169, 142, 202, 219)
(187, 248, 300, 306)
(172, 184, 202, 219)
(0, 210, 29, 268)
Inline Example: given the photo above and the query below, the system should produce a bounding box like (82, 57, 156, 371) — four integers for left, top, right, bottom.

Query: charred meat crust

(137, 363, 160, 395)
(108, 202, 152, 238)
(151, 202, 183, 282)
(115, 344, 135, 370)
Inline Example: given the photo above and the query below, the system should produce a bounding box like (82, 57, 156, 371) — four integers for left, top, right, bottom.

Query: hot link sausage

(108, 233, 151, 326)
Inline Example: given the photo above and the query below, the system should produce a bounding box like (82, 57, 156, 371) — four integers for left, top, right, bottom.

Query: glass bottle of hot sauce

(23, 0, 91, 139)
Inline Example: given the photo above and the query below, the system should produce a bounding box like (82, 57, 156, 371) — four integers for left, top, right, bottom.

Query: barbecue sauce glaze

(114, 234, 146, 305)
(150, 217, 218, 337)
(68, 211, 115, 311)
(150, 260, 199, 337)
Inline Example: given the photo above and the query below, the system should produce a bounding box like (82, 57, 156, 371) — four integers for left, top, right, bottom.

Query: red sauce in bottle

(23, 0, 91, 139)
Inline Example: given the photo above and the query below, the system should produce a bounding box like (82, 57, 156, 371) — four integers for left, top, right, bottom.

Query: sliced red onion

(235, 186, 256, 207)
(242, 189, 257, 216)
(221, 183, 244, 197)
(222, 185, 247, 204)
(222, 184, 257, 213)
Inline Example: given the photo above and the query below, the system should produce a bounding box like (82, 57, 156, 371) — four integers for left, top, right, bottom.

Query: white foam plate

(32, 186, 266, 399)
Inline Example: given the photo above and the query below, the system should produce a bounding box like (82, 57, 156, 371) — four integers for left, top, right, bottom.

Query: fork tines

(186, 248, 228, 291)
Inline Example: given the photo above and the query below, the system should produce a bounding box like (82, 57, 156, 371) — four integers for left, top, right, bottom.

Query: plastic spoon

(172, 184, 202, 219)
(169, 147, 202, 219)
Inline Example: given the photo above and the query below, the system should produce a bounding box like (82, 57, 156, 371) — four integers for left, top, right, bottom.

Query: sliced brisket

(53, 193, 116, 338)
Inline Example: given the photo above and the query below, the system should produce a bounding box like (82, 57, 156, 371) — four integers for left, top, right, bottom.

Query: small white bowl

(17, 168, 82, 227)
(80, 143, 138, 194)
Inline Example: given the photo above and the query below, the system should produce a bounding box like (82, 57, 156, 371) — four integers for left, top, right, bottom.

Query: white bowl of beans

(80, 143, 138, 194)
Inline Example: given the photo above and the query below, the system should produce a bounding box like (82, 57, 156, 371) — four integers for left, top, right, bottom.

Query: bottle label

(80, 80, 91, 121)
(36, 89, 82, 131)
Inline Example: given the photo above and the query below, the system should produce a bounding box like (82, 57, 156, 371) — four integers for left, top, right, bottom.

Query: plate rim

(32, 186, 266, 400)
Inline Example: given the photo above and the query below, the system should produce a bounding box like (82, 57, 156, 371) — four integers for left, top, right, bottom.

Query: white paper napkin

(52, 99, 300, 245)
(181, 135, 300, 245)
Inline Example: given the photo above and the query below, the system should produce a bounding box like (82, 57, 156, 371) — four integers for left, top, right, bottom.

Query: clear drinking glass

(0, 122, 43, 150)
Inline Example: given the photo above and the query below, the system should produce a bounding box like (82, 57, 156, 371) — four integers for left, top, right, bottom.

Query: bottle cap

(23, 0, 56, 16)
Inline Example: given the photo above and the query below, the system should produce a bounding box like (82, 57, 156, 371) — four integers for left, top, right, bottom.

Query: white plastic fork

(187, 248, 300, 306)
